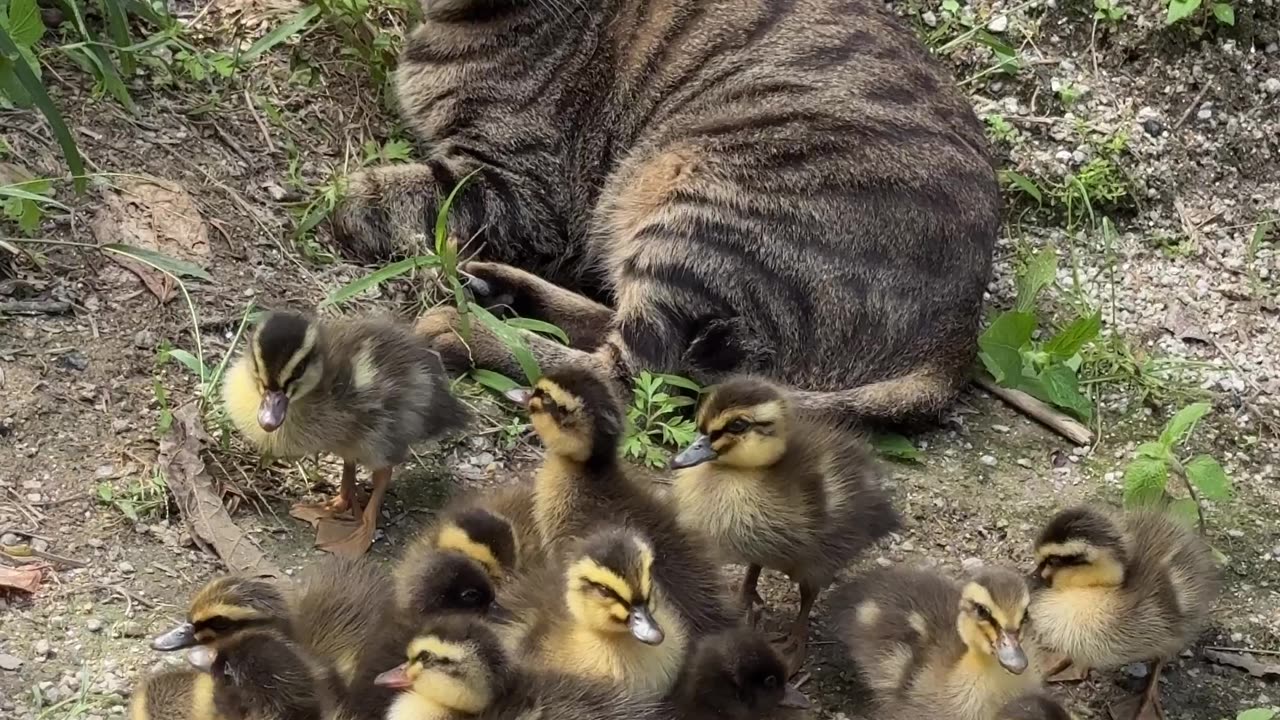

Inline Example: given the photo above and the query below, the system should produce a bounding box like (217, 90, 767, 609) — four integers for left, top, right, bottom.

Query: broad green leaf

(1014, 248, 1057, 313)
(321, 255, 440, 307)
(241, 5, 320, 63)
(101, 244, 212, 281)
(1039, 364, 1092, 421)
(1123, 456, 1168, 508)
(470, 303, 540, 384)
(382, 139, 413, 163)
(1237, 710, 1277, 720)
(6, 0, 45, 48)
(1158, 402, 1211, 449)
(1168, 498, 1200, 528)
(1044, 311, 1101, 361)
(871, 433, 923, 463)
(117, 499, 139, 522)
(1165, 0, 1202, 24)
(96, 483, 114, 502)
(1001, 170, 1043, 203)
(504, 317, 570, 345)
(469, 368, 520, 394)
(0, 57, 33, 107)
(978, 311, 1036, 385)
(1135, 441, 1170, 462)
(0, 27, 86, 192)
(1184, 454, 1231, 501)
(163, 348, 208, 378)
(1211, 2, 1234, 24)
(656, 373, 702, 393)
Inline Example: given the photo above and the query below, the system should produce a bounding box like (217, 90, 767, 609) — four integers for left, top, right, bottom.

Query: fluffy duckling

(393, 504, 521, 619)
(223, 310, 469, 556)
(499, 526, 707, 699)
(669, 628, 811, 719)
(997, 692, 1075, 720)
(373, 614, 664, 720)
(832, 565, 1040, 720)
(670, 375, 901, 673)
(129, 669, 212, 720)
(1030, 506, 1220, 720)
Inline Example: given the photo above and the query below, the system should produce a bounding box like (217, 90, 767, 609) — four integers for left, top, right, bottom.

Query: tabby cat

(333, 0, 1000, 423)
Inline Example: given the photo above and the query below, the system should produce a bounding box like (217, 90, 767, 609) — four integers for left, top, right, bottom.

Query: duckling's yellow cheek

(609, 605, 629, 623)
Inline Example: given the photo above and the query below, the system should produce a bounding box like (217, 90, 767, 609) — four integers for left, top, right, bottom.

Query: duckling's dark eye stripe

(587, 581, 627, 604)
(193, 616, 270, 634)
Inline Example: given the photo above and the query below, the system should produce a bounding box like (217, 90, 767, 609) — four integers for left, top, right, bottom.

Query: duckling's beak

(257, 390, 289, 431)
(504, 388, 533, 407)
(373, 663, 413, 690)
(780, 683, 811, 710)
(627, 605, 664, 645)
(994, 629, 1028, 674)
(671, 434, 716, 469)
(487, 600, 514, 624)
(186, 645, 217, 672)
(151, 622, 198, 651)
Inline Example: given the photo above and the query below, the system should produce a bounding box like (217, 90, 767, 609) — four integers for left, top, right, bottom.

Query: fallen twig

(0, 300, 71, 315)
(974, 375, 1094, 446)
(2, 543, 88, 568)
(96, 583, 157, 611)
(1205, 646, 1280, 657)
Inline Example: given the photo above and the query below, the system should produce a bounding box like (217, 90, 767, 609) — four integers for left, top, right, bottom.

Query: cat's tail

(787, 367, 964, 426)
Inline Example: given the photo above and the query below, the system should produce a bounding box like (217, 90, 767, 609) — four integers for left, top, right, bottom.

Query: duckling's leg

(740, 564, 764, 627)
(1044, 652, 1091, 682)
(773, 579, 819, 677)
(315, 467, 392, 558)
(1109, 660, 1166, 720)
(290, 462, 361, 526)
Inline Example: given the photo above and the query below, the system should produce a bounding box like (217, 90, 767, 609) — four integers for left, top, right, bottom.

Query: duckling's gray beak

(628, 605, 664, 645)
(151, 622, 198, 651)
(487, 600, 514, 624)
(185, 645, 217, 672)
(780, 683, 811, 709)
(504, 388, 533, 407)
(257, 390, 288, 432)
(671, 434, 716, 469)
(374, 663, 413, 690)
(994, 630, 1028, 674)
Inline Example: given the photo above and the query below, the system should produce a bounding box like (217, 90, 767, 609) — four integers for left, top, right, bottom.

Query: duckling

(373, 614, 664, 720)
(669, 628, 811, 720)
(129, 669, 212, 720)
(506, 366, 738, 636)
(997, 692, 1075, 720)
(1030, 506, 1220, 720)
(223, 310, 470, 556)
(498, 526, 708, 699)
(393, 504, 521, 620)
(831, 565, 1041, 720)
(670, 375, 901, 673)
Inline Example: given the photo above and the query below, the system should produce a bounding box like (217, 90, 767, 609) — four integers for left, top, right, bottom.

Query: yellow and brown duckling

(393, 505, 521, 620)
(669, 628, 811, 720)
(498, 526, 706, 699)
(507, 366, 739, 636)
(223, 310, 469, 556)
(373, 614, 665, 720)
(832, 565, 1041, 720)
(1030, 506, 1220, 720)
(670, 375, 901, 674)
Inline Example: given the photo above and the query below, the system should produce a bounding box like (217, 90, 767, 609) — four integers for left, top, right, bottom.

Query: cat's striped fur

(333, 0, 999, 423)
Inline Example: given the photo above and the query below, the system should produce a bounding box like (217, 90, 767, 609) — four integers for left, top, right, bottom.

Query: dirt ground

(1, 0, 1278, 719)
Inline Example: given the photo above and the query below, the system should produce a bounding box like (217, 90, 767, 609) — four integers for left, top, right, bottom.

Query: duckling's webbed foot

(290, 461, 361, 527)
(1109, 660, 1166, 720)
(314, 467, 392, 558)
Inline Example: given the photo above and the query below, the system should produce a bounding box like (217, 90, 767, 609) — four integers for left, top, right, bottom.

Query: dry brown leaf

(91, 179, 210, 303)
(1162, 302, 1211, 345)
(214, 0, 303, 35)
(159, 404, 281, 578)
(1203, 649, 1280, 678)
(0, 564, 44, 593)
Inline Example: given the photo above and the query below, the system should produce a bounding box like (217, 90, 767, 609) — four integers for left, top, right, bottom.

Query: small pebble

(0, 532, 19, 546)
(1264, 78, 1280, 95)
(1230, 632, 1244, 643)
(35, 639, 51, 657)
(1016, 458, 1033, 469)
(979, 455, 998, 467)
(119, 622, 145, 639)
(961, 557, 984, 570)
(0, 654, 22, 671)
(119, 562, 135, 574)
(991, 424, 1010, 433)
(875, 557, 894, 568)
(86, 618, 104, 633)
(1142, 118, 1164, 137)
(922, 11, 938, 26)
(31, 538, 48, 553)
(987, 14, 1008, 32)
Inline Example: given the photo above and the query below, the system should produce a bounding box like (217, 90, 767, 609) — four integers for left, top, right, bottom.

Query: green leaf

(163, 348, 207, 378)
(871, 433, 923, 463)
(469, 368, 520, 394)
(241, 5, 320, 62)
(0, 57, 33, 107)
(1039, 364, 1092, 421)
(655, 373, 702, 393)
(1168, 498, 1200, 528)
(504, 317, 570, 345)
(1158, 402, 1211, 449)
(1237, 710, 1277, 720)
(978, 311, 1036, 385)
(99, 0, 135, 74)
(6, 0, 45, 47)
(0, 181, 66, 210)
(0, 27, 86, 192)
(1165, 0, 1202, 24)
(1001, 170, 1043, 203)
(1014, 248, 1057, 313)
(941, 0, 960, 13)
(1123, 456, 1169, 508)
(321, 255, 440, 307)
(1184, 454, 1231, 501)
(1135, 441, 1170, 462)
(470, 303, 540, 384)
(117, 498, 139, 522)
(381, 139, 413, 163)
(1211, 2, 1234, 24)
(101, 244, 213, 281)
(1044, 311, 1101, 361)
(96, 483, 114, 502)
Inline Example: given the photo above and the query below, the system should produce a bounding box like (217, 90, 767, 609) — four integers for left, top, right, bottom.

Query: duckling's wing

(1124, 511, 1222, 649)
(131, 671, 201, 720)
(815, 428, 902, 571)
(291, 558, 405, 686)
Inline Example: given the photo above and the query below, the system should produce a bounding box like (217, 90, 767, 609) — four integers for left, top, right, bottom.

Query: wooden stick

(0, 300, 71, 315)
(974, 375, 1094, 446)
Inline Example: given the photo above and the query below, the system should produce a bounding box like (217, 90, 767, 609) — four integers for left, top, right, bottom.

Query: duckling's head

(956, 567, 1031, 675)
(998, 692, 1075, 720)
(672, 377, 789, 470)
(246, 311, 325, 432)
(436, 507, 519, 581)
(185, 629, 321, 717)
(1034, 506, 1127, 589)
(374, 615, 510, 715)
(679, 629, 810, 717)
(562, 527, 665, 645)
(151, 576, 288, 652)
(403, 552, 500, 619)
(506, 367, 623, 464)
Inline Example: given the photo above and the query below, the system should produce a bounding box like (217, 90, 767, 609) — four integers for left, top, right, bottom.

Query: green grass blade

(163, 347, 208, 377)
(470, 303, 540, 383)
(0, 28, 87, 193)
(99, 0, 135, 74)
(656, 373, 702, 393)
(434, 169, 482, 262)
(241, 5, 320, 63)
(0, 183, 70, 210)
(469, 368, 521, 394)
(321, 255, 440, 307)
(101, 243, 213, 281)
(503, 317, 570, 345)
